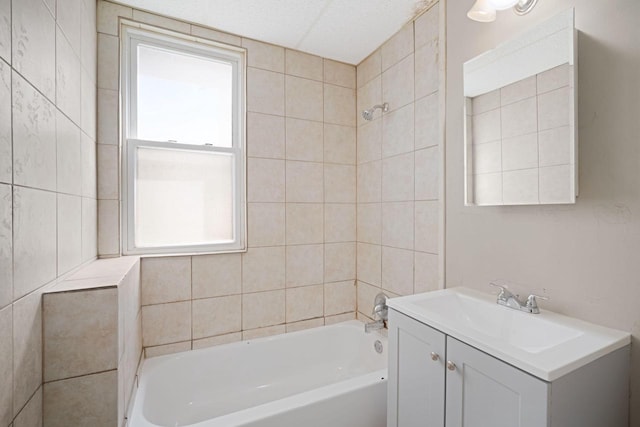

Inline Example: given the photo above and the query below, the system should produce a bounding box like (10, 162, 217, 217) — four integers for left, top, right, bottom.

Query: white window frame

(121, 24, 246, 255)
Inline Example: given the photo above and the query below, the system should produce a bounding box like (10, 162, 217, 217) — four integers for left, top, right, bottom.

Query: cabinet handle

(430, 352, 440, 361)
(447, 361, 456, 371)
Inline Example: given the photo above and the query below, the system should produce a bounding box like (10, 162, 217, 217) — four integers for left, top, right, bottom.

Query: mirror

(463, 9, 577, 206)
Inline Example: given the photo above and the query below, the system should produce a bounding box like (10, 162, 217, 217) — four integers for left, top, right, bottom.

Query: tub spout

(365, 319, 385, 333)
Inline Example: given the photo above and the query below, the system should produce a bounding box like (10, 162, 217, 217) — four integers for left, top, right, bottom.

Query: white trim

(120, 24, 247, 256)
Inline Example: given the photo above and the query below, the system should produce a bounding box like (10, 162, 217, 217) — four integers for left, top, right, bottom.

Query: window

(122, 26, 246, 255)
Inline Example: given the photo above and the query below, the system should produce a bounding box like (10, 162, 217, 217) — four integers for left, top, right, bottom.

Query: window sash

(121, 25, 246, 255)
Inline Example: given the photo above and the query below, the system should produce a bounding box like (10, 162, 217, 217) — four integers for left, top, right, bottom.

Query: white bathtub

(128, 321, 388, 427)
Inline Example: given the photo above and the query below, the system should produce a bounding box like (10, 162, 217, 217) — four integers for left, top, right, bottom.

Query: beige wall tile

(242, 38, 284, 73)
(357, 119, 382, 164)
(142, 301, 191, 347)
(415, 146, 439, 201)
(356, 281, 382, 316)
(13, 187, 57, 300)
(382, 201, 414, 250)
(415, 92, 440, 150)
(0, 0, 10, 64)
(357, 160, 381, 203)
(97, 143, 118, 200)
(242, 290, 285, 330)
(97, 199, 119, 256)
(357, 243, 381, 286)
(145, 341, 191, 358)
(97, 88, 118, 146)
(323, 59, 355, 89)
(539, 126, 571, 167)
(324, 124, 355, 165)
(44, 370, 117, 427)
(286, 203, 323, 245)
(285, 49, 323, 81)
(97, 1, 132, 36)
(500, 75, 536, 106)
(97, 33, 118, 91)
(285, 75, 323, 122)
(193, 295, 241, 339)
(324, 280, 355, 316)
(247, 202, 285, 247)
(382, 55, 414, 112)
(286, 161, 324, 202)
(12, 0, 55, 99)
(324, 164, 356, 203)
(248, 158, 285, 202)
(81, 134, 97, 199)
(242, 247, 285, 293)
(80, 1, 97, 78)
(56, 27, 81, 124)
(56, 111, 82, 196)
(0, 184, 11, 308)
(324, 84, 355, 127)
(242, 324, 285, 340)
(538, 86, 571, 131)
(286, 284, 323, 323)
(190, 25, 241, 46)
(414, 41, 439, 99)
(12, 72, 56, 191)
(382, 246, 414, 295)
(324, 203, 356, 243)
(325, 312, 355, 325)
(247, 67, 284, 116)
(43, 288, 118, 382)
(357, 50, 381, 88)
(324, 243, 356, 283)
(192, 253, 242, 299)
(12, 290, 42, 417)
(472, 109, 501, 145)
(13, 386, 41, 427)
(132, 10, 190, 34)
(537, 63, 570, 94)
(80, 69, 96, 140)
(192, 332, 241, 349)
(501, 96, 537, 138)
(414, 251, 438, 293)
(0, 62, 10, 184)
(382, 153, 415, 202)
(286, 244, 324, 288)
(0, 304, 12, 427)
(357, 76, 382, 127)
(382, 103, 415, 157)
(415, 200, 438, 254)
(471, 90, 499, 115)
(141, 256, 191, 306)
(247, 112, 285, 159)
(381, 22, 414, 71)
(81, 197, 98, 263)
(57, 194, 82, 275)
(286, 317, 324, 333)
(414, 3, 439, 49)
(285, 118, 323, 162)
(357, 203, 381, 245)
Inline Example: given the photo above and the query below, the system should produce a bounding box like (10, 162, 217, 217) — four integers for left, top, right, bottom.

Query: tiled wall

(468, 63, 574, 205)
(355, 3, 442, 318)
(96, 1, 358, 355)
(0, 0, 98, 426)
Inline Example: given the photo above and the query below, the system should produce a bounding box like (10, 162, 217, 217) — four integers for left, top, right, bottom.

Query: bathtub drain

(374, 340, 383, 354)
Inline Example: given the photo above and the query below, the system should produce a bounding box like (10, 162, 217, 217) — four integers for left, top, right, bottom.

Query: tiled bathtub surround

(0, 0, 98, 426)
(96, 1, 358, 354)
(468, 64, 575, 205)
(355, 2, 443, 319)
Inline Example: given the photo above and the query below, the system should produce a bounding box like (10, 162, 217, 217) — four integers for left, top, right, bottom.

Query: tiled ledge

(42, 256, 142, 427)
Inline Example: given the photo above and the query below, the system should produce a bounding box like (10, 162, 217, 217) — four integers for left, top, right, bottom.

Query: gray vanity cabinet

(387, 309, 630, 427)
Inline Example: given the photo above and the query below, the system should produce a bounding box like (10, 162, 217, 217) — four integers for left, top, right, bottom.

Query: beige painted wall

(445, 0, 640, 423)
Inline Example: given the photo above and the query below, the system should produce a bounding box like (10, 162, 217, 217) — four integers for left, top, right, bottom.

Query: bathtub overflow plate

(374, 340, 383, 354)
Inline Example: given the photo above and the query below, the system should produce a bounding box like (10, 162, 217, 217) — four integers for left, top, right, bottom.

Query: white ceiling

(114, 0, 432, 64)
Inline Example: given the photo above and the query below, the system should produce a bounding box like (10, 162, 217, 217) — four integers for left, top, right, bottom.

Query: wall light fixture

(467, 0, 538, 22)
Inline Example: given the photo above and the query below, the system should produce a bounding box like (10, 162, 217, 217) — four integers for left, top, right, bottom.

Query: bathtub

(128, 321, 388, 427)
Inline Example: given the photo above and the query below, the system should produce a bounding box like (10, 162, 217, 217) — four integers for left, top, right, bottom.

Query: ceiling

(114, 0, 432, 65)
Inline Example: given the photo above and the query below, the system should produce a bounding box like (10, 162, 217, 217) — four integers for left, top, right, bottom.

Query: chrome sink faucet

(365, 292, 389, 333)
(489, 283, 548, 314)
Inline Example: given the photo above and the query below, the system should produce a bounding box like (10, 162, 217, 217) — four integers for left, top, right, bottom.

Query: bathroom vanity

(386, 287, 631, 427)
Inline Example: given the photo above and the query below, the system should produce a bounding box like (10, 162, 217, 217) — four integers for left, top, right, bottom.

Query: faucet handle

(489, 282, 512, 300)
(525, 294, 549, 312)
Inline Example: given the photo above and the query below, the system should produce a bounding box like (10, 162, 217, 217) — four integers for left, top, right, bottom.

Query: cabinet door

(388, 309, 446, 427)
(445, 337, 549, 427)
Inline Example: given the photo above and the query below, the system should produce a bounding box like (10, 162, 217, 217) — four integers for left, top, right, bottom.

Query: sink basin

(387, 287, 630, 381)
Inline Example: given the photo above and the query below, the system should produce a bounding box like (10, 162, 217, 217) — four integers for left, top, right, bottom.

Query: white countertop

(387, 287, 631, 381)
